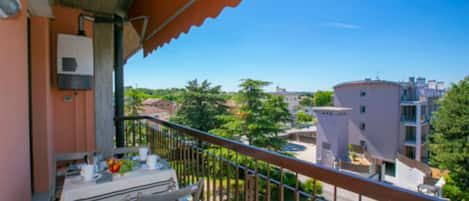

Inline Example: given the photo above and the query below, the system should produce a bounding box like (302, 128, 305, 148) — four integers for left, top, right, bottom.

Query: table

(60, 167, 178, 201)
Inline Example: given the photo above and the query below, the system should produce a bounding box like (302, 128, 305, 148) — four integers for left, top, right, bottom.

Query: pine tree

(428, 76, 469, 200)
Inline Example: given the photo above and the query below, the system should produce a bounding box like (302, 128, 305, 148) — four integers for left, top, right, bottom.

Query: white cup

(146, 155, 159, 170)
(81, 164, 95, 181)
(139, 147, 149, 161)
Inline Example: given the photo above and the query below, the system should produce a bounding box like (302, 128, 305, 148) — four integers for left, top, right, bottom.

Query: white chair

(53, 152, 93, 201)
(136, 180, 204, 201)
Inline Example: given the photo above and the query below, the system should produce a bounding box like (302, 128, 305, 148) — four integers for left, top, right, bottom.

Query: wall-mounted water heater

(57, 34, 93, 90)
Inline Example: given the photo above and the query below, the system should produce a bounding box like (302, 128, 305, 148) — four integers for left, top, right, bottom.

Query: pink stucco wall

(0, 0, 32, 200)
(50, 6, 96, 154)
(30, 16, 54, 193)
(314, 110, 350, 167)
(334, 82, 401, 162)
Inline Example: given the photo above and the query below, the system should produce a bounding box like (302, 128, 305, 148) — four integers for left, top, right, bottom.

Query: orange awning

(128, 0, 241, 57)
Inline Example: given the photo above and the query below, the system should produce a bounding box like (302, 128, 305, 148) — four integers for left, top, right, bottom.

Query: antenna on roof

(376, 72, 380, 80)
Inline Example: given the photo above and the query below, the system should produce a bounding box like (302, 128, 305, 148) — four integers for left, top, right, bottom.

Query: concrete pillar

(415, 103, 422, 161)
(93, 22, 114, 158)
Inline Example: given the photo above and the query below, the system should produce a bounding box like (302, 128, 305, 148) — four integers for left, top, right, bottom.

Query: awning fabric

(128, 0, 241, 57)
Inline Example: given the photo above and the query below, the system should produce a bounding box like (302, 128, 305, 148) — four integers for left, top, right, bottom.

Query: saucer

(71, 173, 102, 184)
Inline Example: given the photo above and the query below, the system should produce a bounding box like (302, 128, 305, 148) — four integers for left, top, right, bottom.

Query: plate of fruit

(106, 158, 138, 176)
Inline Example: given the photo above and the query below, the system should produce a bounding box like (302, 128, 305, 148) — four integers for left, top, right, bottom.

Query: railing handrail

(119, 115, 440, 201)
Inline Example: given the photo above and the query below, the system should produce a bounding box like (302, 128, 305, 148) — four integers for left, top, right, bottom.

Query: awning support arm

(144, 0, 198, 42)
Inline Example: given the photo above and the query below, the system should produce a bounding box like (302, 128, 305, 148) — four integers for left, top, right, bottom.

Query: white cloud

(323, 22, 361, 29)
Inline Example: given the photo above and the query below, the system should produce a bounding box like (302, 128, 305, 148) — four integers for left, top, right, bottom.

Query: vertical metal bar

(132, 121, 136, 146)
(201, 144, 206, 201)
(295, 173, 299, 201)
(196, 142, 200, 181)
(219, 148, 223, 201)
(145, 123, 149, 148)
(254, 160, 259, 201)
(244, 161, 248, 201)
(184, 136, 189, 186)
(192, 141, 196, 184)
(137, 120, 141, 145)
(114, 15, 125, 148)
(333, 186, 337, 201)
(312, 179, 317, 201)
(170, 129, 174, 165)
(358, 194, 362, 201)
(266, 163, 271, 201)
(226, 150, 231, 201)
(205, 147, 210, 201)
(212, 149, 217, 201)
(279, 168, 284, 201)
(179, 132, 183, 185)
(235, 152, 239, 201)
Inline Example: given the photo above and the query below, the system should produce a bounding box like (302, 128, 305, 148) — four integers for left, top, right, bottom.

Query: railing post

(114, 15, 125, 148)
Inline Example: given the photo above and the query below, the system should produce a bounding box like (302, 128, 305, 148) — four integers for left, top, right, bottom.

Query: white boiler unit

(57, 34, 93, 90)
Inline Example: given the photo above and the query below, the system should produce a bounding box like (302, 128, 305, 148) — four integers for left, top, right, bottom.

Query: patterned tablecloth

(61, 167, 178, 201)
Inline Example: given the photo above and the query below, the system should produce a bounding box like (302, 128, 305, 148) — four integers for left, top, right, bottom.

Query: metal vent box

(57, 34, 93, 90)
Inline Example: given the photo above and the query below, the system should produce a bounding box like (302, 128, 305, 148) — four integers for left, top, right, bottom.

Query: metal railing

(120, 115, 440, 201)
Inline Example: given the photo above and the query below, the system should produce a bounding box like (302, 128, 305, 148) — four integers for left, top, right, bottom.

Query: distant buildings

(313, 77, 446, 193)
(274, 86, 314, 123)
(140, 98, 177, 120)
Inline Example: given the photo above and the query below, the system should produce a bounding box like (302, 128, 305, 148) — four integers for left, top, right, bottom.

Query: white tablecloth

(61, 168, 178, 201)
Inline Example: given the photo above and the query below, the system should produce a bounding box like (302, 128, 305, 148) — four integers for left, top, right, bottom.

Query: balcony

(401, 116, 417, 125)
(120, 116, 439, 201)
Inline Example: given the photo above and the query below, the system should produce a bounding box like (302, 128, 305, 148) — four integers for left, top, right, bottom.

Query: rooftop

(312, 106, 352, 112)
(334, 79, 401, 89)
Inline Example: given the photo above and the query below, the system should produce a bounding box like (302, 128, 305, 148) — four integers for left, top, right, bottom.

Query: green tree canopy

(428, 76, 469, 200)
(171, 79, 229, 131)
(297, 111, 313, 122)
(299, 96, 314, 107)
(212, 79, 291, 151)
(313, 90, 333, 106)
(124, 88, 146, 115)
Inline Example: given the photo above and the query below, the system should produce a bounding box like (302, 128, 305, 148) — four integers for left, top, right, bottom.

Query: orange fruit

(106, 159, 114, 166)
(111, 164, 120, 173)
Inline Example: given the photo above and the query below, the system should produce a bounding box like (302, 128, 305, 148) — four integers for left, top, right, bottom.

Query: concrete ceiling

(51, 0, 133, 17)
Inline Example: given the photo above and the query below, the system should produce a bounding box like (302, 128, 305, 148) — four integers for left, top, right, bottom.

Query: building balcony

(118, 116, 440, 201)
(401, 116, 429, 126)
(405, 140, 417, 147)
(401, 116, 417, 126)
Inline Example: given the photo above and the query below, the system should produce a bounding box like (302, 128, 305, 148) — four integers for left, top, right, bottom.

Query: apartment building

(274, 86, 314, 122)
(314, 77, 445, 179)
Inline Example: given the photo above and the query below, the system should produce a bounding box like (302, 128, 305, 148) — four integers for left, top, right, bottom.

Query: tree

(299, 96, 314, 107)
(428, 76, 469, 200)
(313, 91, 333, 106)
(124, 88, 145, 115)
(212, 79, 291, 151)
(171, 79, 229, 131)
(303, 179, 323, 195)
(297, 111, 313, 122)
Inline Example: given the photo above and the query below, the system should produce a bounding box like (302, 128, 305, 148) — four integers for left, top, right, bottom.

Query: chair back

(53, 152, 93, 201)
(112, 147, 141, 156)
(136, 180, 204, 201)
(55, 152, 91, 162)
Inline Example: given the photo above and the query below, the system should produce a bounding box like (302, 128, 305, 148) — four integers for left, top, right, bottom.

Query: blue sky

(125, 0, 469, 92)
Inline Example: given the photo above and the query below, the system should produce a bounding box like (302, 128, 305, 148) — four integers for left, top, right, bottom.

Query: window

(405, 126, 416, 142)
(360, 105, 366, 114)
(384, 162, 396, 177)
(360, 122, 366, 130)
(360, 90, 366, 97)
(405, 146, 416, 159)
